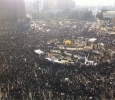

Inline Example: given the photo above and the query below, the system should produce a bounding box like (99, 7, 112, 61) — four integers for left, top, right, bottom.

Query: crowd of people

(0, 19, 115, 100)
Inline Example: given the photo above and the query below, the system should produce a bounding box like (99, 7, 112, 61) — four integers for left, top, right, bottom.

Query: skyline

(24, 0, 115, 6)
(74, 0, 115, 6)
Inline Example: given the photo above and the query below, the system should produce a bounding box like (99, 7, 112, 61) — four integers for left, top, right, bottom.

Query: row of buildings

(43, 0, 75, 10)
(0, 0, 76, 22)
(25, 0, 75, 13)
(0, 0, 25, 22)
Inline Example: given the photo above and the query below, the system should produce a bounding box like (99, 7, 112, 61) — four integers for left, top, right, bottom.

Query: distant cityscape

(25, 0, 115, 13)
(0, 0, 25, 22)
(0, 0, 115, 23)
(1, 0, 115, 100)
(25, 0, 75, 12)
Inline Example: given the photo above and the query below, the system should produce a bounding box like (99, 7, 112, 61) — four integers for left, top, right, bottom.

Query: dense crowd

(0, 20, 115, 100)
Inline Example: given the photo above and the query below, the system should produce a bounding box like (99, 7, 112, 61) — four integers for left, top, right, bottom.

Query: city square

(0, 0, 115, 100)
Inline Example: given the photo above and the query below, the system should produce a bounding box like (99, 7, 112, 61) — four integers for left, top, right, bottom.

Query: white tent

(45, 57, 68, 64)
(85, 59, 97, 65)
(100, 43, 104, 46)
(34, 49, 44, 55)
(65, 78, 69, 81)
(85, 60, 94, 65)
(46, 58, 52, 61)
(89, 38, 97, 42)
(92, 50, 100, 54)
(72, 25, 76, 28)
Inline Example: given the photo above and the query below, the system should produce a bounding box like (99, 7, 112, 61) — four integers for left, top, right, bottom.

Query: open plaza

(0, 19, 115, 100)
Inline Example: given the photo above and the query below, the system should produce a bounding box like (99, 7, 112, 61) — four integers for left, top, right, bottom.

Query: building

(103, 11, 115, 19)
(38, 0, 43, 11)
(26, 0, 75, 13)
(43, 0, 75, 11)
(0, 0, 17, 22)
(33, 0, 39, 11)
(43, 0, 52, 10)
(25, 1, 35, 13)
(57, 0, 75, 10)
(17, 0, 25, 22)
(25, 0, 41, 13)
(25, 0, 43, 13)
(0, 0, 25, 22)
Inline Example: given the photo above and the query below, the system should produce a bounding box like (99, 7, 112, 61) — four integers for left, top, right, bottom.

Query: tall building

(43, 0, 49, 10)
(0, 0, 25, 22)
(42, 0, 75, 11)
(33, 0, 43, 12)
(34, 0, 39, 11)
(47, 0, 58, 10)
(39, 0, 43, 11)
(57, 0, 75, 10)
(17, 0, 25, 22)
(25, 1, 35, 13)
(25, 0, 75, 12)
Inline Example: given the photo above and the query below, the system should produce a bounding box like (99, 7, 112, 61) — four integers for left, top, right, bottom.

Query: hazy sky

(24, 0, 115, 6)
(74, 0, 115, 6)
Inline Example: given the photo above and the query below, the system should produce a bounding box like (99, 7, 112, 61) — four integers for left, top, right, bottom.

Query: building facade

(56, 0, 75, 10)
(17, 0, 25, 22)
(38, 0, 43, 11)
(43, 0, 75, 11)
(0, 0, 25, 22)
(25, 1, 35, 13)
(103, 11, 115, 19)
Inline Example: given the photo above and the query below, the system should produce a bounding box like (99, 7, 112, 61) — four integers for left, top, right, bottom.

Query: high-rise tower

(0, 0, 25, 22)
(16, 0, 25, 22)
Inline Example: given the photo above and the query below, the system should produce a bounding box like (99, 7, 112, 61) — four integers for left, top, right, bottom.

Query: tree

(68, 10, 93, 20)
(81, 10, 93, 20)
(63, 8, 70, 16)
(96, 9, 110, 20)
(55, 12, 63, 18)
(68, 11, 79, 19)
(96, 12, 103, 19)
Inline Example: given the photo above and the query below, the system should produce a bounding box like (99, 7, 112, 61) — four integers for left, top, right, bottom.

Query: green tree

(96, 12, 103, 19)
(68, 11, 79, 19)
(68, 10, 93, 20)
(82, 10, 93, 20)
(55, 12, 63, 18)
(96, 9, 110, 20)
(63, 8, 70, 16)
